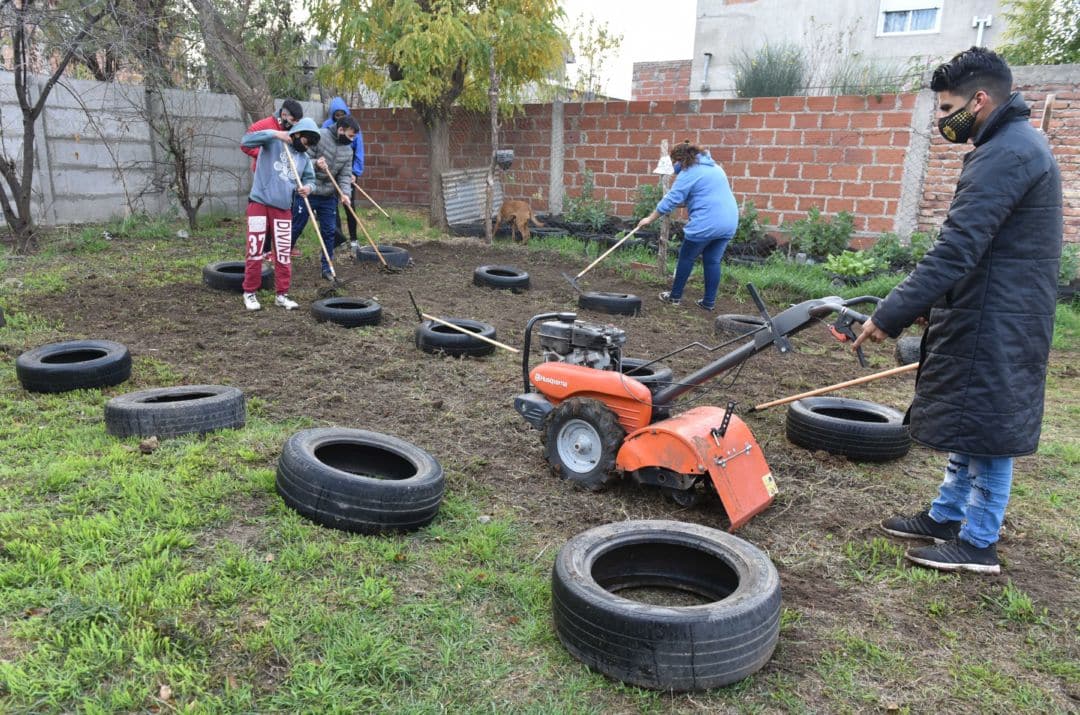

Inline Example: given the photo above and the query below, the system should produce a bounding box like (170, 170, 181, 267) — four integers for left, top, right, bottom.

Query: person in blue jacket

(636, 141, 739, 311)
(322, 96, 364, 249)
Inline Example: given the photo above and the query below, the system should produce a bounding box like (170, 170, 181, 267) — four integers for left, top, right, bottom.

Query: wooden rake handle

(355, 185, 391, 220)
(320, 165, 388, 268)
(421, 313, 519, 354)
(752, 362, 919, 411)
(575, 224, 644, 280)
(282, 146, 336, 278)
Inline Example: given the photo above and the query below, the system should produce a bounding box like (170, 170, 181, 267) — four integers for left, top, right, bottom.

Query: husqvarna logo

(535, 373, 568, 388)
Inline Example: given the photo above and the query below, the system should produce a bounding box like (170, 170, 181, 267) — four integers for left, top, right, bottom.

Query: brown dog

(492, 199, 544, 244)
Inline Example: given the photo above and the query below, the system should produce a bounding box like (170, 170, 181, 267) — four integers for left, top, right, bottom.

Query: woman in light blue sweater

(636, 142, 739, 310)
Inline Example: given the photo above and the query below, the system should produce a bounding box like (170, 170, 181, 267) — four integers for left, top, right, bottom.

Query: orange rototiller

(513, 285, 880, 530)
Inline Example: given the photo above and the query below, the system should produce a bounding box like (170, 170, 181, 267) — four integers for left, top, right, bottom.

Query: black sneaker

(905, 538, 1000, 575)
(695, 299, 715, 312)
(881, 509, 960, 543)
(321, 271, 333, 282)
(658, 291, 681, 306)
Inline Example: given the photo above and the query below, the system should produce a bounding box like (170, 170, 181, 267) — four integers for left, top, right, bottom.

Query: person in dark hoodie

(321, 96, 365, 249)
(292, 115, 360, 280)
(635, 141, 739, 311)
(239, 117, 320, 311)
(853, 47, 1062, 574)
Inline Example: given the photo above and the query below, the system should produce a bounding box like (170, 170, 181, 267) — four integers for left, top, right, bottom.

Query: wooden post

(654, 139, 673, 278)
(484, 44, 499, 245)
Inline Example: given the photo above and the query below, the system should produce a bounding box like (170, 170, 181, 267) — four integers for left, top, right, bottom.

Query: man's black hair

(280, 99, 304, 120)
(930, 47, 1012, 103)
(336, 115, 360, 133)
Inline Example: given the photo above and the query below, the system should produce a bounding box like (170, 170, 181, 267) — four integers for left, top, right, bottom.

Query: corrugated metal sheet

(442, 167, 504, 225)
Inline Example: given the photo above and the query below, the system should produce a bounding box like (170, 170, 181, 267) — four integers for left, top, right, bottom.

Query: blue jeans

(291, 194, 339, 273)
(669, 236, 731, 307)
(929, 453, 1014, 548)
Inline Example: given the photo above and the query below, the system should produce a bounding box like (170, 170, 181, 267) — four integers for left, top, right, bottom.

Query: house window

(878, 0, 942, 35)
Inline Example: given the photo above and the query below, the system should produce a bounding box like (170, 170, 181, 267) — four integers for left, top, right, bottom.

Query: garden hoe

(319, 166, 402, 273)
(282, 148, 347, 297)
(407, 291, 519, 353)
(355, 185, 395, 225)
(561, 223, 645, 293)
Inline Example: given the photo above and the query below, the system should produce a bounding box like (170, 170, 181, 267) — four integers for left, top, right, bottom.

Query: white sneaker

(275, 294, 299, 310)
(243, 292, 261, 311)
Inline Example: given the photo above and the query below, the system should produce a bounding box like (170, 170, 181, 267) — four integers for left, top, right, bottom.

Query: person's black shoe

(695, 299, 715, 312)
(905, 538, 1000, 575)
(881, 509, 961, 543)
(321, 271, 333, 282)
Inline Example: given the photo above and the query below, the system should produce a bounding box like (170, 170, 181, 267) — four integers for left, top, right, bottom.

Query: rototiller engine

(513, 285, 879, 530)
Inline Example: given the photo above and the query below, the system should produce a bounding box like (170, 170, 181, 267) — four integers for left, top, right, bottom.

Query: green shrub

(565, 169, 612, 231)
(868, 232, 909, 268)
(1059, 242, 1080, 285)
(786, 206, 854, 258)
(732, 43, 806, 98)
(826, 58, 911, 94)
(733, 200, 770, 245)
(825, 250, 882, 277)
(632, 183, 664, 222)
(910, 230, 935, 263)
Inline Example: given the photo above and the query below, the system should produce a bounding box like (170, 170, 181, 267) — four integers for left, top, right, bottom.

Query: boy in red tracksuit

(239, 117, 320, 311)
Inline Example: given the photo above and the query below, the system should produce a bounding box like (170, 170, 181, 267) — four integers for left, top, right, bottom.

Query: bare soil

(15, 234, 1079, 709)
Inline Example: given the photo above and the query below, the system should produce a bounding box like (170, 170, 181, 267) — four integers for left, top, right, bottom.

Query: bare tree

(188, 0, 273, 123)
(0, 0, 110, 251)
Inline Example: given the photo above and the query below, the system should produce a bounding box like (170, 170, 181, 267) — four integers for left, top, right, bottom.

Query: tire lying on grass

(473, 265, 530, 292)
(311, 297, 382, 328)
(105, 385, 245, 438)
(894, 335, 921, 366)
(276, 427, 445, 534)
(619, 357, 673, 395)
(786, 396, 911, 462)
(714, 314, 766, 337)
(578, 291, 642, 316)
(415, 317, 496, 358)
(16, 339, 131, 393)
(354, 244, 411, 269)
(202, 261, 273, 293)
(552, 519, 781, 691)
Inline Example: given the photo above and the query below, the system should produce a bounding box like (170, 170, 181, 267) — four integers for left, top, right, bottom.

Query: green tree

(566, 13, 621, 100)
(311, 0, 566, 229)
(998, 0, 1080, 65)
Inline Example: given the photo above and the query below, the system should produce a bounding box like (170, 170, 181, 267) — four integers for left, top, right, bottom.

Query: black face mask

(280, 117, 294, 131)
(938, 93, 979, 144)
(291, 136, 308, 153)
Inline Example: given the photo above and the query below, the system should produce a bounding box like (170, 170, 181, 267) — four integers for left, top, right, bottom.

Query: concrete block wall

(0, 70, 323, 226)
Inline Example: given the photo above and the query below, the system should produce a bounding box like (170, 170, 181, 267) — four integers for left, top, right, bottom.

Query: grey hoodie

(310, 126, 354, 198)
(241, 129, 315, 210)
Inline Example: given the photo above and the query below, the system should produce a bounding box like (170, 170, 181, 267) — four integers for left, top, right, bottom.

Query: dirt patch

(14, 235, 1079, 707)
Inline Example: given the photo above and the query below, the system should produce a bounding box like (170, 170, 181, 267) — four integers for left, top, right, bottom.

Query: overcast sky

(559, 0, 697, 99)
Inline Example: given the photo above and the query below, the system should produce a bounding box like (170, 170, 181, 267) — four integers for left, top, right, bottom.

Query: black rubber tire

(473, 265, 530, 292)
(415, 318, 497, 358)
(276, 427, 445, 534)
(552, 519, 781, 691)
(578, 291, 642, 316)
(354, 244, 411, 269)
(202, 261, 273, 293)
(619, 357, 673, 395)
(714, 314, 766, 337)
(541, 397, 624, 491)
(311, 297, 382, 328)
(16, 339, 132, 393)
(105, 385, 245, 438)
(786, 396, 911, 462)
(895, 335, 921, 366)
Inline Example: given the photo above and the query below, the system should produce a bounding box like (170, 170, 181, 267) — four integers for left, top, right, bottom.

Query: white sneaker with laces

(275, 294, 299, 310)
(243, 292, 261, 311)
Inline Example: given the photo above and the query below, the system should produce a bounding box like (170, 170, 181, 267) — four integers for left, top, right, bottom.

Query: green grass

(0, 214, 1077, 713)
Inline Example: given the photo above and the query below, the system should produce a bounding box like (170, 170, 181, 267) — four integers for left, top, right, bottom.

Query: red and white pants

(243, 202, 292, 295)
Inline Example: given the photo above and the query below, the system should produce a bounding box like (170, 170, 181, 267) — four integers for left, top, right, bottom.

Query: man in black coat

(853, 47, 1062, 575)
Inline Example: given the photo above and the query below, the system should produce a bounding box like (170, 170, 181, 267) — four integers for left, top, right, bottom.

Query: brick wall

(631, 60, 692, 101)
(355, 94, 916, 235)
(918, 87, 1079, 243)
